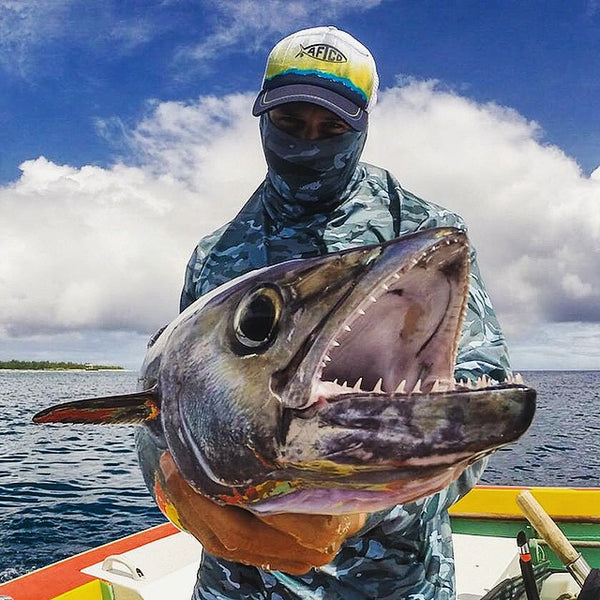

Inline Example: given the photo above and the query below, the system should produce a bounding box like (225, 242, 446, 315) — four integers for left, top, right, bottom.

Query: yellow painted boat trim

(450, 486, 600, 522)
(53, 579, 111, 600)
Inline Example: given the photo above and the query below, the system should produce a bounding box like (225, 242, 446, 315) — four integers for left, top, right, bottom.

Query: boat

(1, 485, 599, 600)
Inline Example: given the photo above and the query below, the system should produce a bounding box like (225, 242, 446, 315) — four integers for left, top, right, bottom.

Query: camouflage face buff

(260, 114, 366, 205)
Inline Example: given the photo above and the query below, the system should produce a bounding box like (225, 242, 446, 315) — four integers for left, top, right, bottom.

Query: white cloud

(507, 322, 600, 371)
(1, 80, 599, 368)
(180, 0, 384, 64)
(0, 157, 197, 337)
(0, 94, 263, 346)
(363, 80, 600, 336)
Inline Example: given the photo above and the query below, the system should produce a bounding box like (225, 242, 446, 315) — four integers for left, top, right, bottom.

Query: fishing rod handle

(517, 490, 591, 586)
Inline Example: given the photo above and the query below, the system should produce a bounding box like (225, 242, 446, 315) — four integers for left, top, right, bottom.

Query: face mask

(259, 114, 366, 204)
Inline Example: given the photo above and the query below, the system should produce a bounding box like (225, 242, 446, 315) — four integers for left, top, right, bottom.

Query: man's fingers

(158, 452, 340, 569)
(259, 512, 366, 552)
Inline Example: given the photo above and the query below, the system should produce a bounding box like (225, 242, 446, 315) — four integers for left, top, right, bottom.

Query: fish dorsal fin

(32, 387, 159, 425)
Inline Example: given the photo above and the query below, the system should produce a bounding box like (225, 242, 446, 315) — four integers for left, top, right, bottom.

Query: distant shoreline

(0, 360, 124, 371)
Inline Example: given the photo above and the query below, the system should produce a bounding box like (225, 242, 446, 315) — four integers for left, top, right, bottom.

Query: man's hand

(158, 451, 366, 575)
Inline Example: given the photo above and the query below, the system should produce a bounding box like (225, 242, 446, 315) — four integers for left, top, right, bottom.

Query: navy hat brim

(252, 84, 368, 131)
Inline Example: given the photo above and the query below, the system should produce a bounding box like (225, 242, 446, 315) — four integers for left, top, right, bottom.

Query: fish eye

(233, 286, 282, 351)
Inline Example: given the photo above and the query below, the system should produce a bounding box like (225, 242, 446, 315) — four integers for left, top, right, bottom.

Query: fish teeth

(358, 309, 366, 316)
(413, 379, 422, 394)
(431, 379, 441, 393)
(332, 340, 340, 347)
(353, 378, 363, 391)
(369, 296, 377, 303)
(373, 378, 383, 393)
(344, 324, 352, 332)
(395, 380, 406, 394)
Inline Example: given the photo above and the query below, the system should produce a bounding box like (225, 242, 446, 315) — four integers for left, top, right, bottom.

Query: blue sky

(2, 0, 599, 183)
(1, 0, 599, 370)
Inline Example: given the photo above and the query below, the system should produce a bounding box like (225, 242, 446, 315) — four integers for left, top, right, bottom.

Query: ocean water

(0, 370, 164, 583)
(1, 369, 599, 582)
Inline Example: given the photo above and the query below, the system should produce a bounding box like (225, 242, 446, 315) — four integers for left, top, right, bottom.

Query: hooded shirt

(181, 120, 511, 600)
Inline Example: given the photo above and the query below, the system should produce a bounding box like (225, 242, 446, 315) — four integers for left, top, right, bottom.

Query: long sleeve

(180, 225, 229, 312)
(455, 247, 512, 383)
(397, 186, 511, 384)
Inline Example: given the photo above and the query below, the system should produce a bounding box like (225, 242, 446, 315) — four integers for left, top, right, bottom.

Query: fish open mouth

(306, 230, 474, 405)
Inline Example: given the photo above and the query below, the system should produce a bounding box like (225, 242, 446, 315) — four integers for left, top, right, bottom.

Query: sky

(1, 0, 599, 371)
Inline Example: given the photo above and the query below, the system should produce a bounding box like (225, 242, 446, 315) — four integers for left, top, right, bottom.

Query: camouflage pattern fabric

(182, 161, 511, 600)
(259, 114, 367, 205)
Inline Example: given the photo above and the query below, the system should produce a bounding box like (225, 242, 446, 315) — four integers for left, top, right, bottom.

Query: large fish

(34, 228, 535, 516)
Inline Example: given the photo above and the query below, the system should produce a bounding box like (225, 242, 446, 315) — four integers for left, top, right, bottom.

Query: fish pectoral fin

(32, 387, 160, 425)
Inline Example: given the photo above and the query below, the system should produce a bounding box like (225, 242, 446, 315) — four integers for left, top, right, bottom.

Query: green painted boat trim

(451, 516, 600, 571)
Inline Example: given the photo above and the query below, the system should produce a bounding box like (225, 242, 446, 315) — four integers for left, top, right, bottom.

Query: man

(173, 26, 510, 599)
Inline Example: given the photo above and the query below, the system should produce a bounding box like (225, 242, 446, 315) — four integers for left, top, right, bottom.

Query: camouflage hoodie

(181, 124, 510, 600)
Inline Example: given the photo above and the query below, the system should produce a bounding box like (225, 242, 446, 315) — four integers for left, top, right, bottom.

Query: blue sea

(1, 370, 599, 582)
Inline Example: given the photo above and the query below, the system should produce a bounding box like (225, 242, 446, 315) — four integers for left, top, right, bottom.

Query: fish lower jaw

(310, 373, 525, 402)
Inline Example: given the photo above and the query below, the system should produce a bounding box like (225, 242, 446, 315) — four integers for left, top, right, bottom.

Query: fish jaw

(237, 384, 536, 515)
(246, 461, 471, 515)
(279, 384, 535, 474)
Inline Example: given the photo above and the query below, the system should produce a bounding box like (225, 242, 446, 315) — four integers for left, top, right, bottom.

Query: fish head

(149, 227, 534, 513)
(150, 240, 398, 498)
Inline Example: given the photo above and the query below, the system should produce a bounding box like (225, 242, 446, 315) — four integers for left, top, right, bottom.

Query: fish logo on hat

(295, 43, 347, 63)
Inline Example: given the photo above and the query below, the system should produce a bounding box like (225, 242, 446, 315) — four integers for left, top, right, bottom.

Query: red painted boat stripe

(0, 522, 178, 600)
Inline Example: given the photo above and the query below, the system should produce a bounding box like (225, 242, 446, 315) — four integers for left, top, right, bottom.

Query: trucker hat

(252, 26, 379, 131)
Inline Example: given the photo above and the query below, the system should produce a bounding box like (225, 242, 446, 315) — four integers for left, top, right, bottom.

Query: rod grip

(517, 491, 578, 563)
(517, 490, 591, 586)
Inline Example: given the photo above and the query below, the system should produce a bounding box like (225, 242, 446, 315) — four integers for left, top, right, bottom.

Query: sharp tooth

(413, 379, 422, 394)
(514, 373, 524, 384)
(353, 378, 363, 391)
(393, 273, 400, 280)
(324, 355, 331, 362)
(341, 381, 348, 388)
(369, 296, 377, 303)
(466, 379, 474, 389)
(395, 380, 406, 394)
(332, 340, 340, 347)
(373, 378, 383, 392)
(333, 379, 339, 385)
(358, 309, 366, 315)
(431, 379, 441, 392)
(344, 325, 352, 332)
(476, 377, 486, 389)
(382, 283, 389, 291)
